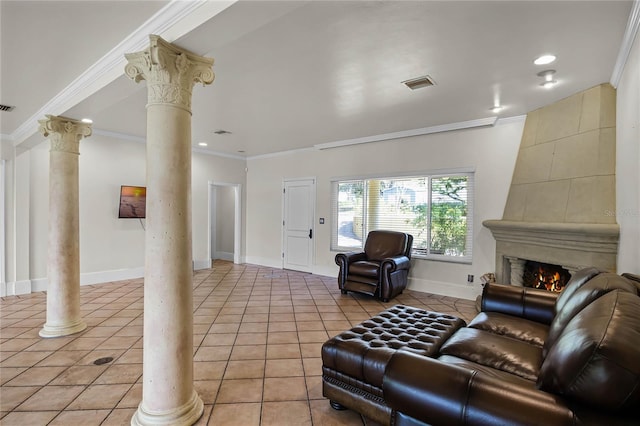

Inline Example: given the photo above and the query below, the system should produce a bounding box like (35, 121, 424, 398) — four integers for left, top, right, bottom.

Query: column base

(131, 390, 203, 426)
(39, 319, 87, 338)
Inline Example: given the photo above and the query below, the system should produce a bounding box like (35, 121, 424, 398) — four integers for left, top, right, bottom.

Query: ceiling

(1, 1, 635, 158)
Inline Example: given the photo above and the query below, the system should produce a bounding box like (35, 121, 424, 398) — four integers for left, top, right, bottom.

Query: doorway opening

(208, 182, 242, 265)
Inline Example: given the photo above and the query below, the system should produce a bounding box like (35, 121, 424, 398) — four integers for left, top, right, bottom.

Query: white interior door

(283, 178, 315, 273)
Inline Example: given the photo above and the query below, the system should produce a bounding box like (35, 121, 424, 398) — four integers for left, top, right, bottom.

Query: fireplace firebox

(523, 261, 571, 292)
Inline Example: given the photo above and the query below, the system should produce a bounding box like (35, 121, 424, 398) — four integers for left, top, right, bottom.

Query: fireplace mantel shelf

(483, 219, 619, 283)
(483, 220, 619, 254)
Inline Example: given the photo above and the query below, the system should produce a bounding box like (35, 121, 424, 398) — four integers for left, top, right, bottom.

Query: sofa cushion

(538, 290, 640, 411)
(349, 261, 380, 278)
(437, 354, 537, 387)
(543, 273, 637, 357)
(468, 312, 549, 347)
(439, 328, 542, 381)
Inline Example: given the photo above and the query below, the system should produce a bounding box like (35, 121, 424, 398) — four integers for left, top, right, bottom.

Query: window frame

(330, 170, 474, 264)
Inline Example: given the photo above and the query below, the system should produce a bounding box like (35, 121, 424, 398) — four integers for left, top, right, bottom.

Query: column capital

(38, 115, 92, 154)
(124, 34, 214, 112)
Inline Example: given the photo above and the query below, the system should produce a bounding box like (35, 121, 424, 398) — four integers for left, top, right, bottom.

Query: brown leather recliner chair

(335, 230, 413, 302)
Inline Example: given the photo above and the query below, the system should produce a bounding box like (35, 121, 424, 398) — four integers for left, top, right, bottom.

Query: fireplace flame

(537, 267, 563, 292)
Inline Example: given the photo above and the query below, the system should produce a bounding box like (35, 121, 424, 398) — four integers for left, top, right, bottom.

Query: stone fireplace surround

(483, 219, 618, 285)
(484, 84, 619, 285)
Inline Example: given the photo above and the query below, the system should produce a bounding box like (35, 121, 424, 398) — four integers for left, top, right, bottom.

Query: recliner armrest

(383, 352, 575, 426)
(481, 283, 557, 324)
(335, 251, 367, 267)
(381, 255, 411, 271)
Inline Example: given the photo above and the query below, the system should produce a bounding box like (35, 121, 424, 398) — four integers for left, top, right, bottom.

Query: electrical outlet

(467, 274, 474, 283)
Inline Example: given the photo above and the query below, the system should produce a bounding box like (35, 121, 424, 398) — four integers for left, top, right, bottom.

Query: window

(331, 173, 473, 262)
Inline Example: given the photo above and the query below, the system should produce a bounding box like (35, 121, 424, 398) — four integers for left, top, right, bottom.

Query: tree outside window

(332, 174, 472, 262)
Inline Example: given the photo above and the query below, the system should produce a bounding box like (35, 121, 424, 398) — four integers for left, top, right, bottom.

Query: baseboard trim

(213, 251, 234, 262)
(245, 256, 283, 269)
(193, 259, 211, 270)
(31, 267, 146, 292)
(82, 267, 146, 286)
(312, 265, 336, 279)
(1, 280, 33, 296)
(408, 277, 479, 301)
(31, 278, 47, 292)
(243, 258, 334, 279)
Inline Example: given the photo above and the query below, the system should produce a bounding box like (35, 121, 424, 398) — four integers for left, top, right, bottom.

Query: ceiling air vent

(0, 104, 16, 112)
(402, 75, 436, 90)
(213, 129, 232, 135)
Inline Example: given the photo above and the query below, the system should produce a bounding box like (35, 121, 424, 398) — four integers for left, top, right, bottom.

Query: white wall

(29, 134, 148, 286)
(1, 145, 15, 285)
(246, 118, 524, 299)
(3, 150, 32, 295)
(192, 153, 246, 269)
(15, 151, 31, 284)
(616, 30, 640, 274)
(24, 133, 247, 289)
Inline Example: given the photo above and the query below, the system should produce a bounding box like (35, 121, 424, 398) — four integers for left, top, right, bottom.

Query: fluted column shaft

(125, 35, 214, 426)
(38, 116, 91, 338)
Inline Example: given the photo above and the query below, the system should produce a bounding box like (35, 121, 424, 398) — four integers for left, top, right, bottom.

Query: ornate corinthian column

(125, 35, 214, 426)
(38, 115, 91, 338)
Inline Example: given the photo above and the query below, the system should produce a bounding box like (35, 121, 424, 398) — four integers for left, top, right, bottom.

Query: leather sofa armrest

(384, 352, 575, 426)
(481, 282, 558, 324)
(621, 273, 640, 293)
(381, 255, 411, 271)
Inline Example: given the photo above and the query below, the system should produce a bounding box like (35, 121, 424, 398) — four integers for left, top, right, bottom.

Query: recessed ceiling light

(198, 142, 208, 147)
(237, 150, 245, 153)
(534, 55, 556, 65)
(81, 118, 93, 124)
(540, 80, 558, 89)
(490, 106, 503, 113)
(213, 129, 232, 135)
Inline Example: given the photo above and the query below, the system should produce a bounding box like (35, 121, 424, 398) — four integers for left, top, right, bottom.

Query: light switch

(319, 218, 325, 224)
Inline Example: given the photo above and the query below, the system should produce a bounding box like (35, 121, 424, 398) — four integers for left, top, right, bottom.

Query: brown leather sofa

(335, 230, 413, 302)
(322, 268, 640, 425)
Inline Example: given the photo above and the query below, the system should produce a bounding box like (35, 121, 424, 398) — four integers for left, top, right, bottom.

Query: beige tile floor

(0, 260, 477, 425)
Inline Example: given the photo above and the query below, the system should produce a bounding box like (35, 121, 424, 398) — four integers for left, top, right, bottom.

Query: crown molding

(92, 128, 246, 161)
(495, 115, 527, 125)
(245, 116, 508, 161)
(246, 146, 316, 161)
(11, 0, 236, 148)
(313, 117, 498, 151)
(93, 129, 146, 144)
(611, 0, 640, 88)
(192, 146, 246, 161)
